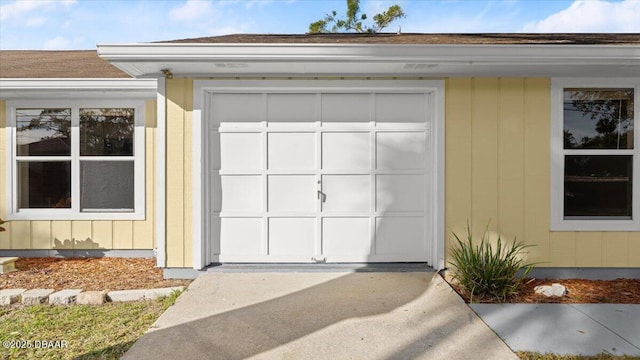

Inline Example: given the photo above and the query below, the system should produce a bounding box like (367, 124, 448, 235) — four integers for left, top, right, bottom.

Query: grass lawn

(0, 292, 179, 360)
(518, 352, 640, 360)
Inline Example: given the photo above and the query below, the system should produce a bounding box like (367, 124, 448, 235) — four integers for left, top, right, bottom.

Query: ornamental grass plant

(449, 223, 535, 303)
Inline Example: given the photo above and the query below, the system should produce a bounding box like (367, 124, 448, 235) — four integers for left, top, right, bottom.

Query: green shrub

(0, 218, 6, 232)
(449, 223, 535, 303)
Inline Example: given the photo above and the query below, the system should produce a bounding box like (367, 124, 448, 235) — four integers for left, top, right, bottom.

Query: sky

(0, 0, 639, 50)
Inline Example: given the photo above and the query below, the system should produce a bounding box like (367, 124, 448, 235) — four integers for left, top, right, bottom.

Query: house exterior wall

(445, 78, 640, 268)
(165, 78, 193, 267)
(0, 99, 157, 251)
(162, 76, 639, 269)
(4, 76, 637, 268)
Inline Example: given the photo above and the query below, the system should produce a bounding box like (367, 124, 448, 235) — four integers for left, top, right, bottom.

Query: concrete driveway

(123, 271, 517, 360)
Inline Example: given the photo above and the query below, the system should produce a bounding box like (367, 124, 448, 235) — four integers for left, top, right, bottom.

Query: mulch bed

(3, 258, 639, 304)
(0, 257, 191, 291)
(451, 278, 640, 304)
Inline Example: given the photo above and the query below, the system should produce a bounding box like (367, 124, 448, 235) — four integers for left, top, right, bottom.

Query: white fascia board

(0, 78, 157, 98)
(97, 43, 640, 64)
(97, 43, 640, 78)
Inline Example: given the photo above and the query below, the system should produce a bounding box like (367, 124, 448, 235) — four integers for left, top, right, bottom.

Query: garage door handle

(317, 190, 326, 203)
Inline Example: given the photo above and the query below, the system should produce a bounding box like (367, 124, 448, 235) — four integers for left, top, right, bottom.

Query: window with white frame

(551, 79, 639, 231)
(6, 101, 145, 220)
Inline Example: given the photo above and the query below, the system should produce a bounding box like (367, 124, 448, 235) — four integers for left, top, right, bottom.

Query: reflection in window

(16, 109, 71, 156)
(564, 89, 634, 149)
(564, 155, 632, 218)
(18, 161, 71, 208)
(80, 108, 134, 156)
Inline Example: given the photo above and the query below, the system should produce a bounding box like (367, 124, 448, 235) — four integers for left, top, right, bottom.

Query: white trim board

(155, 77, 167, 267)
(98, 43, 640, 78)
(0, 78, 157, 99)
(192, 80, 445, 270)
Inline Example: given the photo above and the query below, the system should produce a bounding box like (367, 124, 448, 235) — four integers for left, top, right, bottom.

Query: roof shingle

(161, 33, 640, 45)
(0, 50, 130, 78)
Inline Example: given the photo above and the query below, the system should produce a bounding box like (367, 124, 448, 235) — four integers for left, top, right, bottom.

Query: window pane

(17, 109, 71, 156)
(80, 161, 134, 211)
(18, 161, 71, 208)
(564, 155, 632, 218)
(564, 89, 634, 149)
(80, 108, 134, 156)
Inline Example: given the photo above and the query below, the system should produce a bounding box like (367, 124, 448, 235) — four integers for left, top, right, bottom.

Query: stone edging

(0, 286, 184, 306)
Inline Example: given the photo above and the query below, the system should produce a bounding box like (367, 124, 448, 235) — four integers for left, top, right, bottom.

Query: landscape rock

(108, 286, 184, 302)
(145, 286, 184, 300)
(0, 288, 26, 305)
(534, 283, 567, 297)
(0, 257, 18, 274)
(108, 289, 147, 302)
(77, 291, 107, 305)
(21, 289, 54, 305)
(49, 289, 82, 305)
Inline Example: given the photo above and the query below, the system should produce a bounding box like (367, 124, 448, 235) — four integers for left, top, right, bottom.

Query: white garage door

(207, 90, 433, 263)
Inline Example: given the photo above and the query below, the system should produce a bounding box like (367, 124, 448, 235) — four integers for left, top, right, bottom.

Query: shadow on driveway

(121, 272, 516, 360)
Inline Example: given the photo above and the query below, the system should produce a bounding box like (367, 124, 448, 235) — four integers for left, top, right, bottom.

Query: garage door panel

(322, 132, 370, 170)
(268, 94, 316, 124)
(220, 218, 263, 255)
(376, 174, 425, 212)
(375, 217, 425, 255)
(376, 93, 426, 124)
(321, 93, 370, 123)
(269, 218, 315, 255)
(376, 132, 425, 170)
(268, 175, 316, 212)
(219, 175, 262, 212)
(268, 132, 316, 170)
(208, 89, 433, 263)
(321, 175, 370, 212)
(213, 94, 263, 126)
(220, 133, 262, 171)
(322, 217, 371, 256)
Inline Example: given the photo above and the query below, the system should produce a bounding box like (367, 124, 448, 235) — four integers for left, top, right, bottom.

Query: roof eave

(0, 78, 157, 99)
(96, 43, 640, 78)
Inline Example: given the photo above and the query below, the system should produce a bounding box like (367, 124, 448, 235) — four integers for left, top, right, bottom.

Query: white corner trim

(432, 80, 446, 270)
(156, 77, 167, 268)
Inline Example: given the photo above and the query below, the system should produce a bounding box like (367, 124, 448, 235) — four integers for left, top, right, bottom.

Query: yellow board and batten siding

(445, 78, 640, 268)
(165, 78, 193, 268)
(0, 100, 156, 251)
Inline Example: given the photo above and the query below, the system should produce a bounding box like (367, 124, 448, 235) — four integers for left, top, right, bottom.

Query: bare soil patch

(451, 277, 640, 304)
(0, 257, 191, 291)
